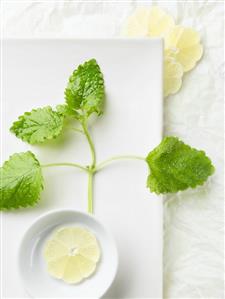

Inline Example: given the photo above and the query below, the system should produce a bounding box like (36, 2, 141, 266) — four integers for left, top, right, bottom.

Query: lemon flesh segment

(44, 239, 68, 261)
(47, 256, 69, 279)
(62, 256, 83, 284)
(54, 227, 75, 248)
(43, 226, 101, 284)
(76, 255, 96, 278)
(79, 244, 100, 262)
(164, 55, 183, 97)
(148, 6, 175, 37)
(165, 26, 203, 72)
(123, 6, 174, 38)
(70, 227, 97, 247)
(62, 255, 96, 283)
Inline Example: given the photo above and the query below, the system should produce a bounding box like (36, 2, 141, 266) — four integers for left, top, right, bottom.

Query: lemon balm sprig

(0, 59, 214, 211)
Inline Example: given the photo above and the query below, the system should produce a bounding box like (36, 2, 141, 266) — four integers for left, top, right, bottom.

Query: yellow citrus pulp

(164, 51, 183, 97)
(122, 6, 203, 97)
(43, 227, 101, 284)
(165, 26, 203, 72)
(122, 6, 175, 38)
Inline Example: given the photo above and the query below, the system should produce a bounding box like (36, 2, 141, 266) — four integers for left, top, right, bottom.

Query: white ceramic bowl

(18, 209, 118, 298)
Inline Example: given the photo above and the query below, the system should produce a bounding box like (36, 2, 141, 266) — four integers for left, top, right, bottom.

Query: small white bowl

(18, 209, 118, 298)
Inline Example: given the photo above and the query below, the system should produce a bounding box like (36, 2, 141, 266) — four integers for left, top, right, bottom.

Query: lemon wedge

(44, 227, 101, 284)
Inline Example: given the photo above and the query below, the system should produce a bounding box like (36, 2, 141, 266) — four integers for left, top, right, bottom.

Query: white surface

(19, 209, 118, 298)
(1, 1, 224, 299)
(2, 39, 163, 298)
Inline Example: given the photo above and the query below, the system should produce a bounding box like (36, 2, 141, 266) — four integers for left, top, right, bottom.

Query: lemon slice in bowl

(43, 227, 101, 284)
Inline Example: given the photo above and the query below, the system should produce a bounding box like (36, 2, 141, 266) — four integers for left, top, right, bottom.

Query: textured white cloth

(2, 1, 224, 298)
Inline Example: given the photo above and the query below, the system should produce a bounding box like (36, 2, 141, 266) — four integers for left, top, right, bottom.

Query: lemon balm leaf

(65, 59, 105, 118)
(10, 106, 64, 144)
(0, 151, 44, 210)
(56, 104, 69, 116)
(56, 104, 79, 118)
(146, 137, 215, 194)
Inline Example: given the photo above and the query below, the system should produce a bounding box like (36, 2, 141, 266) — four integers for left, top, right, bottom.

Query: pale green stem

(96, 155, 145, 171)
(81, 120, 96, 168)
(70, 127, 84, 134)
(81, 119, 96, 214)
(41, 162, 88, 172)
(88, 171, 94, 213)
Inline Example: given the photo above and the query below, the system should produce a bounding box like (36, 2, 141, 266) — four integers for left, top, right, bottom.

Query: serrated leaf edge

(10, 106, 65, 144)
(0, 151, 44, 210)
(146, 137, 215, 194)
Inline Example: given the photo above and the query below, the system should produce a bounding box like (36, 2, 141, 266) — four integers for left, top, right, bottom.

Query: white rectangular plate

(2, 39, 163, 298)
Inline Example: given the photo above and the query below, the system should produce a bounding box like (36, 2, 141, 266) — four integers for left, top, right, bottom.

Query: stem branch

(96, 155, 145, 171)
(41, 162, 87, 172)
(70, 127, 84, 134)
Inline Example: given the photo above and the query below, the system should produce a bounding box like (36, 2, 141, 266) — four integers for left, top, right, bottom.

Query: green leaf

(0, 152, 44, 210)
(146, 136, 215, 194)
(56, 104, 69, 115)
(56, 104, 78, 118)
(10, 106, 64, 144)
(65, 59, 105, 118)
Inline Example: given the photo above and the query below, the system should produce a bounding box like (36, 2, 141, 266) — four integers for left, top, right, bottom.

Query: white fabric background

(2, 1, 224, 298)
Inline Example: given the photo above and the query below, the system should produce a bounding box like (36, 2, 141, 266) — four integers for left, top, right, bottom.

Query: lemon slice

(44, 227, 101, 284)
(122, 6, 174, 38)
(165, 26, 203, 72)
